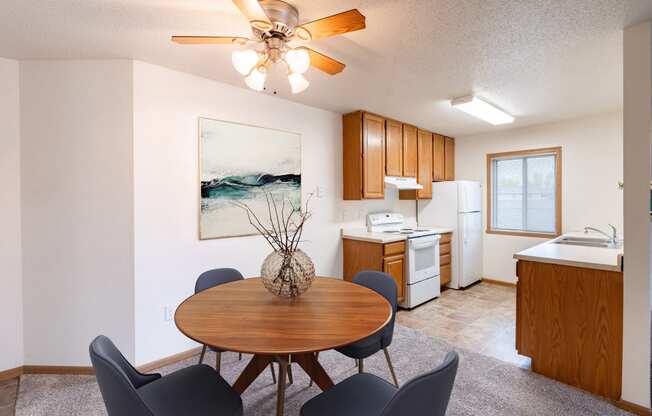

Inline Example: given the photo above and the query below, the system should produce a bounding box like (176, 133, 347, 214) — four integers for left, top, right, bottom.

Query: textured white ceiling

(1, 0, 651, 135)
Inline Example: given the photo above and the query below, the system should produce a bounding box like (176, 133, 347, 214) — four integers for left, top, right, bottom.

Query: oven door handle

(410, 240, 437, 250)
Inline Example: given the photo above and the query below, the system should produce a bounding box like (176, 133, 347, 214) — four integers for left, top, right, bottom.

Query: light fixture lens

(288, 72, 309, 94)
(451, 96, 514, 125)
(285, 48, 311, 74)
(245, 67, 266, 91)
(232, 49, 259, 75)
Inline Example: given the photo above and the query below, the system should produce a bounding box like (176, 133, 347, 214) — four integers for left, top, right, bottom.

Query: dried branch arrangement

(233, 191, 313, 254)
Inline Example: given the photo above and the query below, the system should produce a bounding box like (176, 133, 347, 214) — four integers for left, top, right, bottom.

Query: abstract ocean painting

(199, 117, 301, 239)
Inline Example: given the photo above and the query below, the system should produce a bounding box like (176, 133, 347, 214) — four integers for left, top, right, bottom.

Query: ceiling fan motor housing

(259, 0, 299, 38)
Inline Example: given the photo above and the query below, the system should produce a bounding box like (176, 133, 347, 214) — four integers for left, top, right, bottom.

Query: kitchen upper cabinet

(385, 119, 403, 177)
(343, 109, 448, 200)
(416, 130, 433, 198)
(402, 124, 418, 177)
(444, 137, 455, 181)
(399, 129, 433, 200)
(433, 133, 446, 181)
(342, 111, 385, 200)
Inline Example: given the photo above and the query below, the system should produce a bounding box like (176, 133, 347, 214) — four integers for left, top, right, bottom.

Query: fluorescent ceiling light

(451, 96, 514, 125)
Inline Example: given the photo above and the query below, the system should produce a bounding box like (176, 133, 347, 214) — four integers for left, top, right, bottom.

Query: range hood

(384, 176, 424, 190)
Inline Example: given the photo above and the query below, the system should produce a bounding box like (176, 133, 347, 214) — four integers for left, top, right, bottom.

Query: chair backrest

(353, 271, 398, 348)
(382, 351, 459, 416)
(89, 335, 160, 416)
(195, 268, 244, 294)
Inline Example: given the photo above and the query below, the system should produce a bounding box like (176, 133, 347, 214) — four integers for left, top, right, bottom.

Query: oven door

(407, 235, 440, 284)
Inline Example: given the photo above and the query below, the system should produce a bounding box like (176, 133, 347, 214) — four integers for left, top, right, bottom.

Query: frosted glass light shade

(245, 67, 266, 91)
(450, 96, 514, 125)
(285, 48, 310, 74)
(232, 49, 259, 75)
(288, 72, 309, 94)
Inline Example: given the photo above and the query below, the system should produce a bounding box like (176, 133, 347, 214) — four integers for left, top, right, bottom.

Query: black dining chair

(301, 351, 459, 416)
(195, 268, 280, 383)
(313, 271, 399, 387)
(90, 335, 243, 416)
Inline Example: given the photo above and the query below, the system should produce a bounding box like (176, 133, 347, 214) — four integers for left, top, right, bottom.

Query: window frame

(486, 147, 562, 238)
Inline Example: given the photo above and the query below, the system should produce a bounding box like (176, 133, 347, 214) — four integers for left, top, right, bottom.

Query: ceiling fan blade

(307, 48, 345, 75)
(232, 0, 270, 24)
(171, 36, 248, 45)
(297, 9, 365, 40)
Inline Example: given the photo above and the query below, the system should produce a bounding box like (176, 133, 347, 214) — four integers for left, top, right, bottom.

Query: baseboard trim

(614, 399, 651, 416)
(482, 278, 517, 287)
(137, 346, 203, 373)
(0, 366, 23, 381)
(10, 346, 204, 379)
(23, 365, 94, 375)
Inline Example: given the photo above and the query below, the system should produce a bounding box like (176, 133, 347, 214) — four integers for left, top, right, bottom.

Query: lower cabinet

(439, 233, 452, 286)
(516, 260, 623, 400)
(343, 239, 405, 304)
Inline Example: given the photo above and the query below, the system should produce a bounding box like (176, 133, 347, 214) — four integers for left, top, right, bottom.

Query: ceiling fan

(171, 0, 366, 93)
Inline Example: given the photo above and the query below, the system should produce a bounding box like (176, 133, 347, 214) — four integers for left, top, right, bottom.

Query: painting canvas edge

(197, 116, 302, 240)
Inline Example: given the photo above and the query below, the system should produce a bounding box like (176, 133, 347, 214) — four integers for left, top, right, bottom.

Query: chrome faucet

(583, 224, 617, 244)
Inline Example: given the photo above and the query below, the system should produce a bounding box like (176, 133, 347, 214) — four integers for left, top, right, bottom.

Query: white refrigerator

(417, 181, 483, 289)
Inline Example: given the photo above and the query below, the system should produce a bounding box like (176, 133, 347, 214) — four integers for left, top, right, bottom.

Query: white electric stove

(367, 213, 441, 308)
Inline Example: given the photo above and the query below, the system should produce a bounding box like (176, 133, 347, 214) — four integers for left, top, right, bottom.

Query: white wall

(132, 61, 415, 365)
(455, 112, 623, 283)
(20, 60, 136, 365)
(622, 21, 651, 408)
(0, 58, 23, 372)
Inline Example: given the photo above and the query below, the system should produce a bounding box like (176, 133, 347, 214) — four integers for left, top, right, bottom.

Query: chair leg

(309, 352, 319, 387)
(198, 345, 207, 364)
(383, 348, 399, 387)
(270, 363, 277, 384)
(216, 351, 222, 374)
(239, 352, 243, 361)
(358, 358, 364, 373)
(287, 363, 294, 384)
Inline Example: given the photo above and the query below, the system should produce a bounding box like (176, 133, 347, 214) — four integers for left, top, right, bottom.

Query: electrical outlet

(163, 305, 175, 322)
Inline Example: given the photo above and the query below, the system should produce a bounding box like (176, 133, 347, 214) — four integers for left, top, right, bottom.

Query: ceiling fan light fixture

(288, 72, 309, 94)
(232, 49, 260, 75)
(285, 47, 310, 74)
(451, 95, 514, 125)
(245, 66, 267, 91)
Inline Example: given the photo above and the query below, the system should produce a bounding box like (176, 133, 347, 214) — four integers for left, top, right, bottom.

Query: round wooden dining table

(175, 276, 392, 416)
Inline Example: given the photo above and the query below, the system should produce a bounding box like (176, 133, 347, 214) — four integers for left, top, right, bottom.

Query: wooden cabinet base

(344, 238, 405, 303)
(516, 260, 623, 401)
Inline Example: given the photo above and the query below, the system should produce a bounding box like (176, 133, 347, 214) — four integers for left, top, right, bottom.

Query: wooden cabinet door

(440, 264, 452, 286)
(362, 113, 385, 199)
(385, 120, 403, 177)
(417, 129, 433, 199)
(433, 134, 446, 181)
(402, 124, 418, 177)
(444, 137, 455, 181)
(383, 254, 405, 302)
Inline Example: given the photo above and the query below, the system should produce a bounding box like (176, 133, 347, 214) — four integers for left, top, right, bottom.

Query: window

(487, 147, 561, 237)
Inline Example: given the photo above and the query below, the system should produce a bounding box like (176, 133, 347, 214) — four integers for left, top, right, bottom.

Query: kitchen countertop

(342, 227, 454, 244)
(513, 232, 623, 272)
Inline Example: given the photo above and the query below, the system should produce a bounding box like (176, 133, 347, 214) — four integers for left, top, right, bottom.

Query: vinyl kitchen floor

(397, 281, 531, 369)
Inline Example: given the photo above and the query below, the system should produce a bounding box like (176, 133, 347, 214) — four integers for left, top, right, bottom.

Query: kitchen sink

(554, 236, 622, 249)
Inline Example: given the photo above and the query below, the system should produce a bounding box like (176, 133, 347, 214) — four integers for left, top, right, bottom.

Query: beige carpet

(16, 325, 631, 415)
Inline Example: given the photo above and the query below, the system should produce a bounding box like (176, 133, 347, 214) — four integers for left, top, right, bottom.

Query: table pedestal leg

(232, 354, 274, 395)
(275, 356, 289, 416)
(232, 353, 335, 416)
(294, 352, 335, 391)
